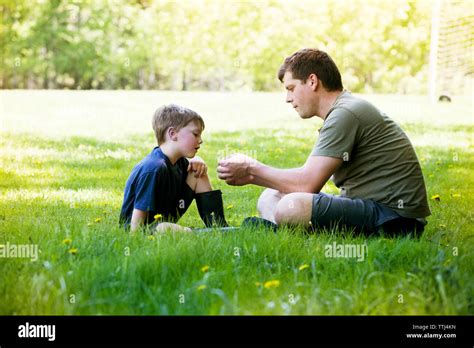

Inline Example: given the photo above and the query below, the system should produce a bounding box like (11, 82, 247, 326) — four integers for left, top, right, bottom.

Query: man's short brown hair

(152, 104, 205, 145)
(278, 48, 343, 92)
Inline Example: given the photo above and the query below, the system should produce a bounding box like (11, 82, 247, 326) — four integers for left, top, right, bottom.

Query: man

(217, 48, 430, 235)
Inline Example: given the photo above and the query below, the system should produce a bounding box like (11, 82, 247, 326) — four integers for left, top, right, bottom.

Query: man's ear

(167, 127, 178, 141)
(308, 73, 318, 91)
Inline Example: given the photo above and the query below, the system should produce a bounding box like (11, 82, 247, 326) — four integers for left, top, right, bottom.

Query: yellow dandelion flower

(451, 193, 461, 198)
(264, 280, 280, 289)
(68, 248, 78, 255)
(62, 238, 72, 245)
(147, 235, 156, 241)
(298, 264, 309, 271)
(431, 194, 441, 201)
(197, 284, 207, 291)
(154, 214, 163, 221)
(226, 204, 233, 210)
(94, 217, 102, 223)
(201, 265, 210, 273)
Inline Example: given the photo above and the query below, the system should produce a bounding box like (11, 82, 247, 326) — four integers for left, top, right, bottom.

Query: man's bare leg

(257, 188, 286, 223)
(274, 192, 313, 228)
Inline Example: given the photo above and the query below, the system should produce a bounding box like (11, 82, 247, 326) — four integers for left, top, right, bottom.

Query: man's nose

(286, 92, 292, 103)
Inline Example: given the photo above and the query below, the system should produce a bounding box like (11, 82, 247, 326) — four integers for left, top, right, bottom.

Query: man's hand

(155, 222, 192, 233)
(187, 156, 208, 178)
(223, 175, 255, 186)
(217, 153, 258, 186)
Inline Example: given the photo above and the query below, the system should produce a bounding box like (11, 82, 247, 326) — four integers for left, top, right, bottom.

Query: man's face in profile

(283, 71, 317, 119)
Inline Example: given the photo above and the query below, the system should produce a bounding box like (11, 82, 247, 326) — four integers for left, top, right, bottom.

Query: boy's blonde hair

(152, 104, 205, 145)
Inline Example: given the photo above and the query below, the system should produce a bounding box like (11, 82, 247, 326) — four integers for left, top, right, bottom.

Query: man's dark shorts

(310, 192, 426, 236)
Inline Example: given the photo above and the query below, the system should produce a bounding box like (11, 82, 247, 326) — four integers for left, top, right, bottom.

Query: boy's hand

(155, 222, 192, 233)
(188, 157, 208, 178)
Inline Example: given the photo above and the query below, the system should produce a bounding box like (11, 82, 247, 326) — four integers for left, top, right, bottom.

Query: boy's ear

(167, 127, 178, 141)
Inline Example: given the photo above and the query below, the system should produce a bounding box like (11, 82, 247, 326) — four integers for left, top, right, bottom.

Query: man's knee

(274, 193, 313, 226)
(257, 188, 281, 214)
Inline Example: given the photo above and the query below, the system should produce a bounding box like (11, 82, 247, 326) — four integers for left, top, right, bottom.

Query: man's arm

(218, 154, 343, 194)
(250, 155, 342, 193)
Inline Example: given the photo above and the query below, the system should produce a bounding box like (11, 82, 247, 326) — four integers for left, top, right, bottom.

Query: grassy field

(0, 90, 473, 315)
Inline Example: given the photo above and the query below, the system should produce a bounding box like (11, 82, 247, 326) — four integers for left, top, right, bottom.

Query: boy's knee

(186, 171, 209, 190)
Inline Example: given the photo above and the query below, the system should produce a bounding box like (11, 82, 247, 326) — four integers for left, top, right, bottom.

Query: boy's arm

(187, 156, 208, 178)
(130, 208, 147, 232)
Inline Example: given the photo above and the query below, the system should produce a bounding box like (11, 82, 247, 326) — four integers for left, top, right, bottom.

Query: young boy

(119, 104, 228, 233)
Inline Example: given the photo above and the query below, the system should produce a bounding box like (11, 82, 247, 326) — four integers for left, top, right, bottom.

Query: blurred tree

(0, 0, 436, 93)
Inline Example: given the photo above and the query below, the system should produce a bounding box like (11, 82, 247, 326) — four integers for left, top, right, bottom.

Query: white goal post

(428, 0, 473, 102)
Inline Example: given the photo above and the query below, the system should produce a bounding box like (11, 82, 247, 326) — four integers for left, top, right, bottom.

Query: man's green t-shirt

(312, 91, 431, 219)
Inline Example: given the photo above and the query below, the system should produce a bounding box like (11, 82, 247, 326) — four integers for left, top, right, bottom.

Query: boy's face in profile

(174, 120, 203, 158)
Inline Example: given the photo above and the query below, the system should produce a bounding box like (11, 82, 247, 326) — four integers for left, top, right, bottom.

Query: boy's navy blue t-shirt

(119, 147, 192, 228)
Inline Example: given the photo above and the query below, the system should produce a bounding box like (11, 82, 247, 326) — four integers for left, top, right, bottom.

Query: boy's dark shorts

(310, 192, 426, 236)
(175, 183, 195, 219)
(148, 183, 195, 230)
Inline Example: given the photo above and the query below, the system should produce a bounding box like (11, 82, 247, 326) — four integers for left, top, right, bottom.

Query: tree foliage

(0, 0, 434, 93)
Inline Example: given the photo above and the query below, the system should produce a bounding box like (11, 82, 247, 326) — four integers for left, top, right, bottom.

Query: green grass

(0, 91, 473, 315)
